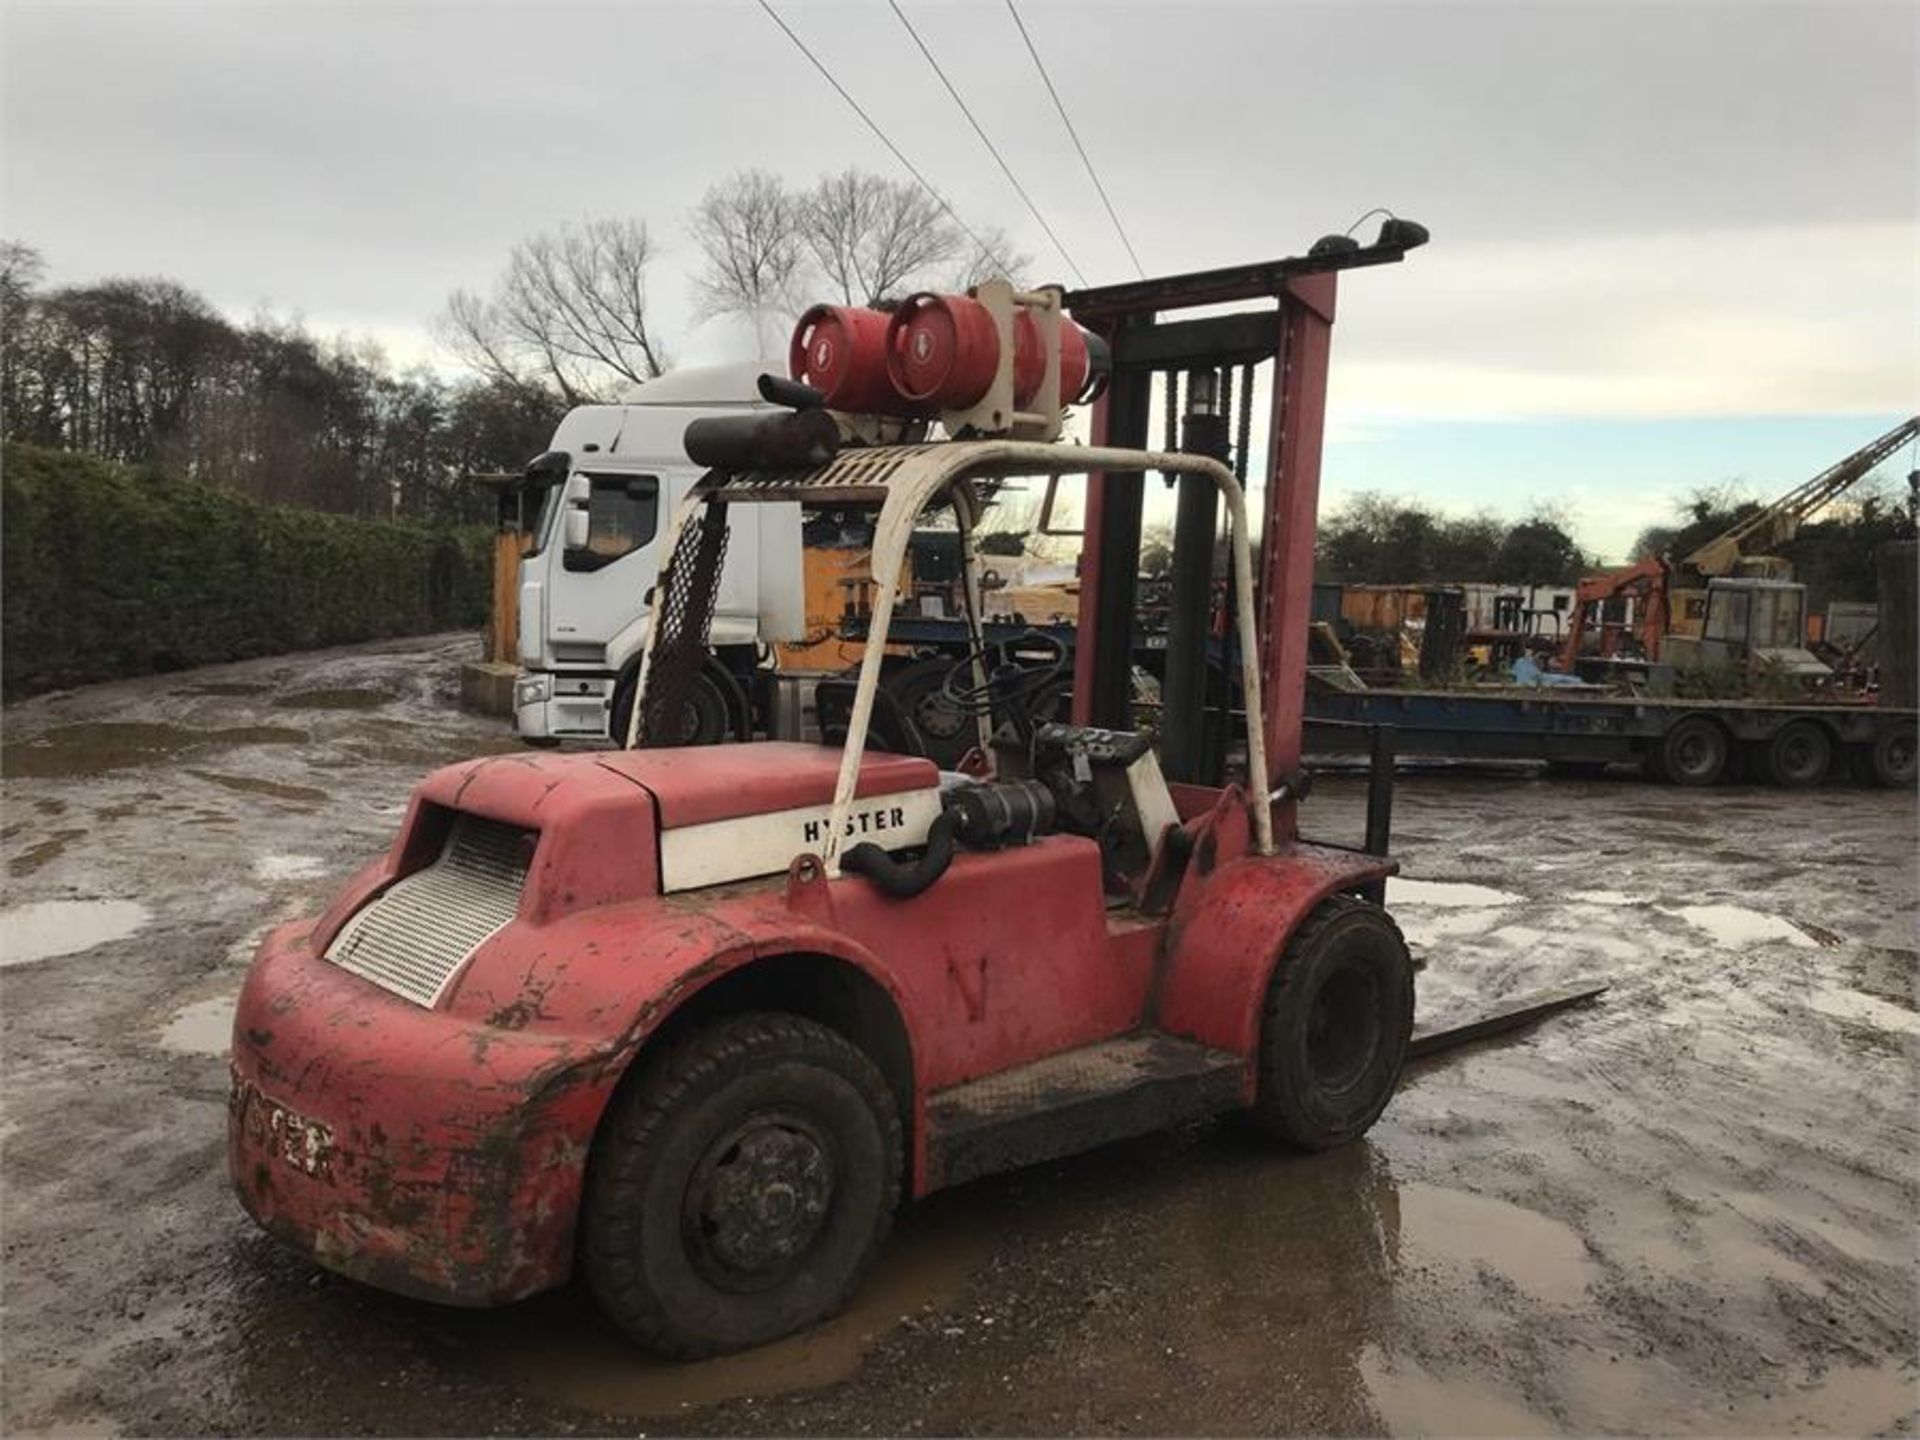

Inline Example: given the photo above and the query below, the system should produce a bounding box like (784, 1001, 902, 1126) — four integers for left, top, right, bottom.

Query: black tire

(1866, 724, 1918, 788)
(609, 666, 731, 748)
(1249, 895, 1414, 1151)
(581, 1013, 902, 1358)
(1655, 716, 1729, 787)
(884, 656, 977, 769)
(1756, 720, 1833, 789)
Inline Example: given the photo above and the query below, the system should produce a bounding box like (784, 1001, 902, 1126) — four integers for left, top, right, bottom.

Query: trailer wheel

(609, 667, 731, 748)
(1864, 725, 1917, 788)
(581, 1012, 901, 1358)
(1249, 895, 1414, 1151)
(1757, 720, 1833, 789)
(1653, 716, 1729, 786)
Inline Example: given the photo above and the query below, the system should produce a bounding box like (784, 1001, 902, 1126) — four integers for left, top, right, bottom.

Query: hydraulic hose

(842, 812, 957, 899)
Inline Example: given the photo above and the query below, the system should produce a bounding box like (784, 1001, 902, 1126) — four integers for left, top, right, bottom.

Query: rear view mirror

(524, 450, 572, 486)
(562, 471, 592, 551)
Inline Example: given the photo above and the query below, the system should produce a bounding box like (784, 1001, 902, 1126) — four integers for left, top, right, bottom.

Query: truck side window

(565, 474, 660, 572)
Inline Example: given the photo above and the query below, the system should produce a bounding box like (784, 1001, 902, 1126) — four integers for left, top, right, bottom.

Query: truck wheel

(1757, 720, 1833, 789)
(1865, 725, 1917, 788)
(1655, 716, 1729, 786)
(884, 656, 975, 768)
(609, 668, 731, 748)
(1249, 895, 1414, 1151)
(581, 1013, 902, 1358)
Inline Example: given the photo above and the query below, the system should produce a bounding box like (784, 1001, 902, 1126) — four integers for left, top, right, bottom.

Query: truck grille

(324, 815, 531, 1007)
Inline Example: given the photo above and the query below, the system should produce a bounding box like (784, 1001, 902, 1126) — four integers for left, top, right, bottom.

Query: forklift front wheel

(580, 1012, 902, 1358)
(1250, 896, 1414, 1151)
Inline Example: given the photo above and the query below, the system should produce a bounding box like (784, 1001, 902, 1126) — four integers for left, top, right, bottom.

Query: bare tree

(688, 170, 805, 354)
(437, 219, 670, 405)
(797, 169, 982, 306)
(0, 241, 47, 433)
(947, 224, 1033, 291)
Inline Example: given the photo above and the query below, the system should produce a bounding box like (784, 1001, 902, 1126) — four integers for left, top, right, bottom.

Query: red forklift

(229, 221, 1442, 1357)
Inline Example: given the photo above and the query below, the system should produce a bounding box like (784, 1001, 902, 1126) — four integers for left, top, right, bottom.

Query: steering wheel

(940, 630, 1069, 714)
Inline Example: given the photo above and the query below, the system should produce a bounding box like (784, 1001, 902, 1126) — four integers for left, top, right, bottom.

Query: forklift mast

(1062, 225, 1427, 835)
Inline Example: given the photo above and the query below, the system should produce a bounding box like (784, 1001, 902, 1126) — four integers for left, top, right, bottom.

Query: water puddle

(1669, 904, 1819, 950)
(1804, 988, 1920, 1036)
(1, 722, 307, 778)
(158, 994, 238, 1056)
(254, 854, 327, 882)
(187, 770, 329, 805)
(1363, 1354, 1555, 1436)
(272, 687, 391, 711)
(1397, 1183, 1599, 1306)
(1388, 877, 1522, 908)
(0, 899, 152, 967)
(490, 1202, 997, 1418)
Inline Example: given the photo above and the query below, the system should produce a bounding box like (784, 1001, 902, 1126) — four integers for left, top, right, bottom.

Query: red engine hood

(336, 744, 938, 945)
(595, 743, 938, 828)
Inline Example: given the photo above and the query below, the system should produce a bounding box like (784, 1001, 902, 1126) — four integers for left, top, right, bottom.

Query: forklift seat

(815, 679, 930, 759)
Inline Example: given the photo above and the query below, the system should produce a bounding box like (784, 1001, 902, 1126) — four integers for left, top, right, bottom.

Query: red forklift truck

(228, 225, 1439, 1357)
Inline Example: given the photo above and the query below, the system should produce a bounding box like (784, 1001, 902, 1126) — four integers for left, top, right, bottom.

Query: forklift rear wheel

(1756, 720, 1833, 789)
(581, 1012, 902, 1358)
(1250, 896, 1414, 1151)
(1653, 716, 1729, 786)
(609, 668, 731, 748)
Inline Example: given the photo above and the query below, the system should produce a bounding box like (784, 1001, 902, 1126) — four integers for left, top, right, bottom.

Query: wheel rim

(1884, 731, 1917, 782)
(909, 684, 968, 742)
(1306, 963, 1382, 1094)
(1675, 730, 1711, 774)
(1776, 726, 1827, 782)
(682, 1111, 836, 1292)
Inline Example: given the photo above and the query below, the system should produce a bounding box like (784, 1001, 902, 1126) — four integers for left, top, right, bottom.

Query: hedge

(2, 443, 491, 699)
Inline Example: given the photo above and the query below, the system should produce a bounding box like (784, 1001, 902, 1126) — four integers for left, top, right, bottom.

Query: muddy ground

(1, 633, 1915, 1436)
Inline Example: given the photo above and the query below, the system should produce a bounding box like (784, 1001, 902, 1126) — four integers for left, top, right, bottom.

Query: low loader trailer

(229, 233, 1599, 1357)
(1305, 685, 1916, 788)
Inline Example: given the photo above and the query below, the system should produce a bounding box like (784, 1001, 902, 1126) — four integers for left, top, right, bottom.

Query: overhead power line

(886, 0, 1089, 287)
(1004, 0, 1146, 279)
(755, 0, 1015, 276)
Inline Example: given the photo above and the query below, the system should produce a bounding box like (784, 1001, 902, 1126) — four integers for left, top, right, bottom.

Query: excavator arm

(1559, 556, 1670, 670)
(1685, 416, 1920, 577)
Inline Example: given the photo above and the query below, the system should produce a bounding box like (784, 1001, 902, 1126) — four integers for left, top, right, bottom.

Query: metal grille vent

(324, 815, 531, 1007)
(637, 504, 730, 746)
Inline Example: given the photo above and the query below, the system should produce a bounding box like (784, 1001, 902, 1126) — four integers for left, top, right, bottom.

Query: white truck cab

(513, 363, 804, 743)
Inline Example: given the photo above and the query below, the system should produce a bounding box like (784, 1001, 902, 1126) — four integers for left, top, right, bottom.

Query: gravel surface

(2, 634, 1914, 1435)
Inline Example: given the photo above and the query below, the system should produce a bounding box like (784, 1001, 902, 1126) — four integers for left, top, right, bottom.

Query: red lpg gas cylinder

(788, 304, 912, 415)
(884, 293, 1098, 412)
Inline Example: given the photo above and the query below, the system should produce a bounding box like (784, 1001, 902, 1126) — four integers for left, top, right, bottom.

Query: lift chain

(637, 503, 731, 746)
(1161, 369, 1181, 487)
(1236, 363, 1255, 482)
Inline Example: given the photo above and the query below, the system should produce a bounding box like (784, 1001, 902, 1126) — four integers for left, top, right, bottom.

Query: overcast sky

(4, 0, 1915, 558)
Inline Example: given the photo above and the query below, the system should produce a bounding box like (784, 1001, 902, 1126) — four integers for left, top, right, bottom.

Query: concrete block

(459, 660, 518, 717)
